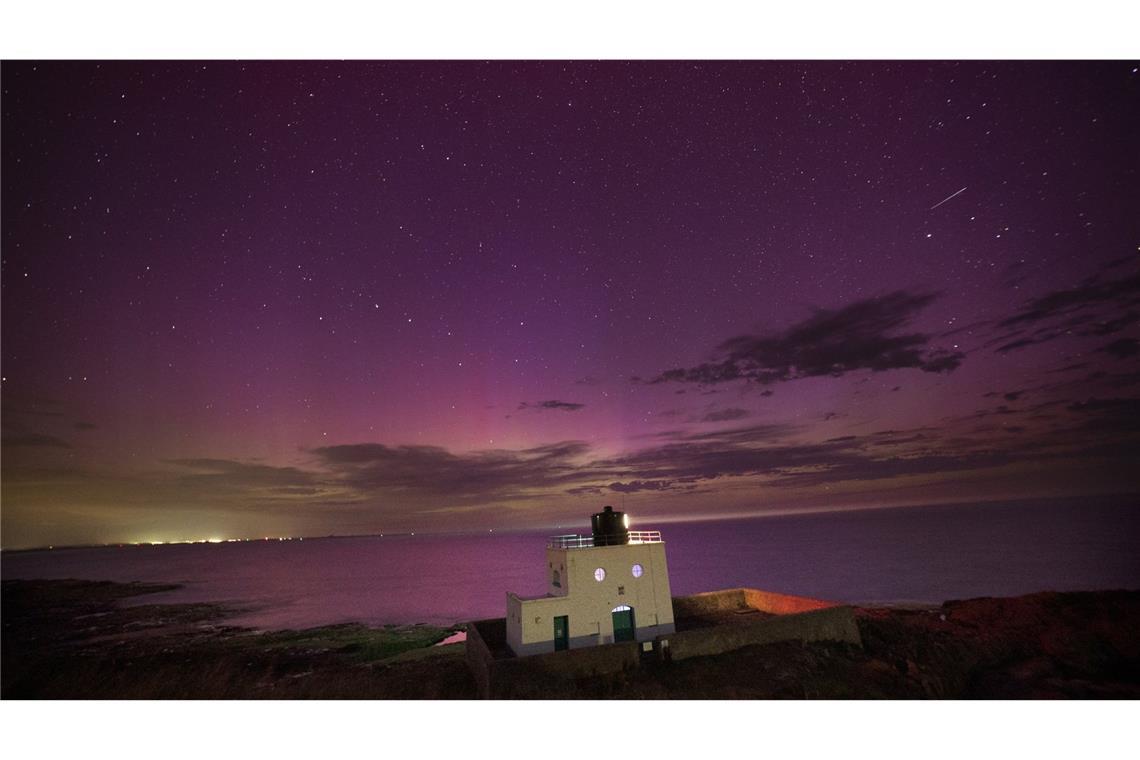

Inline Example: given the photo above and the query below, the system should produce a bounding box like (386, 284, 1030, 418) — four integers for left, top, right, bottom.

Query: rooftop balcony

(547, 530, 662, 549)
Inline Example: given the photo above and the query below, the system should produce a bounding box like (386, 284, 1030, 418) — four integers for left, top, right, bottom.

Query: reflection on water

(3, 495, 1137, 630)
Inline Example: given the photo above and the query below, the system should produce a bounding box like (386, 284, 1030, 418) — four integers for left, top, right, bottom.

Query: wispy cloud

(999, 271, 1140, 329)
(1101, 338, 1139, 359)
(518, 400, 586, 412)
(647, 291, 964, 386)
(5, 386, 1137, 547)
(164, 458, 319, 488)
(1, 432, 72, 449)
(312, 440, 593, 500)
(701, 407, 751, 422)
(990, 267, 1140, 355)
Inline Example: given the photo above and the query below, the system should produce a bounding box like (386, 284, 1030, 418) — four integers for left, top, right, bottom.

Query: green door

(553, 615, 569, 651)
(612, 606, 635, 643)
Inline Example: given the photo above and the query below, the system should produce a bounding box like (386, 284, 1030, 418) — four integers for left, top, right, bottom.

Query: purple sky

(2, 61, 1137, 548)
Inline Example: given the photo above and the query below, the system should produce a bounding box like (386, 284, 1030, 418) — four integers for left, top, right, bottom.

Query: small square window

(618, 585, 625, 595)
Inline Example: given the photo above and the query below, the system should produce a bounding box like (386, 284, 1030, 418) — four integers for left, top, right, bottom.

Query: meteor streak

(930, 186, 967, 210)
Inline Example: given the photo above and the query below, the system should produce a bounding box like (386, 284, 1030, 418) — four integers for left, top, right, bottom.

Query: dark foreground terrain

(1, 580, 472, 698)
(4, 579, 1138, 698)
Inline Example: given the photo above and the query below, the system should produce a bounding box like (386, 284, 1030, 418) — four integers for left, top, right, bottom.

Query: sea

(3, 495, 1138, 630)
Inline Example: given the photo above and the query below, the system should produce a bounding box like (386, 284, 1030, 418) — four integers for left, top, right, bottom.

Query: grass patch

(244, 622, 458, 663)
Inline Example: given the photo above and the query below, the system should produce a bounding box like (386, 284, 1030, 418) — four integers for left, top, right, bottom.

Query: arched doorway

(612, 604, 635, 642)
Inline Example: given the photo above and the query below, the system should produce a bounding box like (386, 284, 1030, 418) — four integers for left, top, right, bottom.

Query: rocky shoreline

(2, 579, 471, 698)
(3, 579, 1138, 699)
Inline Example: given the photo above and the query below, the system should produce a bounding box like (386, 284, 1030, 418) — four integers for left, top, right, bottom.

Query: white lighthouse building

(506, 506, 676, 656)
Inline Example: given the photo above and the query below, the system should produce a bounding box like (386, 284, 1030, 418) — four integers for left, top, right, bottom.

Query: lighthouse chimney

(590, 505, 630, 546)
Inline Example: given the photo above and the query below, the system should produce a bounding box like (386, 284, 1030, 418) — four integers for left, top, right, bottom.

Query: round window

(594, 567, 606, 582)
(631, 563, 643, 578)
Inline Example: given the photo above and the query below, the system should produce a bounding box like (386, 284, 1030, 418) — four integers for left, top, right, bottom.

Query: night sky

(2, 61, 1138, 549)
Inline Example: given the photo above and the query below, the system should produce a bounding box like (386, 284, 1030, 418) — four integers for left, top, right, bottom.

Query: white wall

(546, 548, 570, 597)
(506, 541, 675, 656)
(506, 592, 524, 654)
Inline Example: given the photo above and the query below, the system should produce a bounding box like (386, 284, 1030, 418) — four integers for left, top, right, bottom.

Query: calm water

(3, 496, 1138, 629)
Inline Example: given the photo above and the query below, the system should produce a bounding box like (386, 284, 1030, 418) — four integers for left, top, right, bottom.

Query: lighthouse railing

(547, 530, 661, 549)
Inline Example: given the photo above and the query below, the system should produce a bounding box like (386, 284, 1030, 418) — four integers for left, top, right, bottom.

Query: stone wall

(672, 587, 838, 618)
(743, 588, 838, 615)
(660, 605, 862, 662)
(464, 618, 499, 699)
(672, 588, 750, 616)
(467, 587, 863, 698)
(468, 616, 643, 698)
(488, 639, 643, 698)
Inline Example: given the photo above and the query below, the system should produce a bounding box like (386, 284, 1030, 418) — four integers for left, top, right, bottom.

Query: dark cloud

(701, 407, 750, 422)
(868, 432, 929, 446)
(1065, 397, 1140, 435)
(308, 408, 1134, 502)
(1103, 255, 1136, 271)
(607, 479, 680, 493)
(984, 390, 1024, 401)
(313, 440, 592, 499)
(1083, 311, 1136, 337)
(990, 318, 1129, 354)
(307, 427, 834, 503)
(566, 485, 604, 496)
(593, 436, 858, 487)
(995, 336, 1046, 353)
(73, 421, 98, 431)
(1065, 398, 1136, 414)
(1101, 371, 1140, 389)
(635, 429, 688, 440)
(1100, 337, 1139, 359)
(999, 272, 1140, 329)
(9, 388, 1135, 536)
(964, 398, 1072, 425)
(983, 266, 1140, 356)
(268, 486, 322, 496)
(163, 458, 318, 488)
(670, 423, 797, 444)
(586, 426, 1007, 492)
(23, 384, 1125, 527)
(1, 432, 72, 449)
(582, 403, 1140, 493)
(649, 291, 964, 386)
(518, 400, 586, 412)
